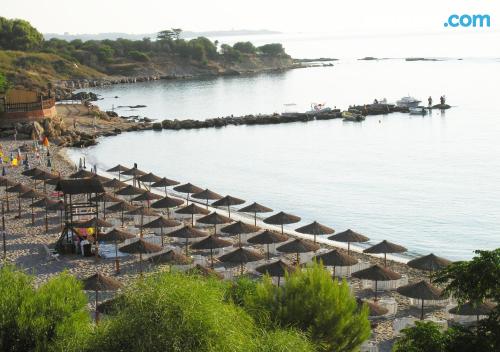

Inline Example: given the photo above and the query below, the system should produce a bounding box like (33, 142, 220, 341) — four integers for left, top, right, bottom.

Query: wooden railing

(2, 98, 55, 113)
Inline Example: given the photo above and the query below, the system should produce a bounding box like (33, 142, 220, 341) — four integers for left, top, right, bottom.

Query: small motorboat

(396, 96, 421, 108)
(409, 106, 428, 115)
(342, 111, 365, 122)
(306, 103, 332, 115)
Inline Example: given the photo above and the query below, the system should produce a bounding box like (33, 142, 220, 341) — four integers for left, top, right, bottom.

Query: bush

(393, 321, 446, 352)
(128, 50, 150, 62)
(246, 261, 371, 352)
(0, 72, 7, 92)
(258, 43, 286, 56)
(0, 17, 43, 50)
(233, 41, 257, 54)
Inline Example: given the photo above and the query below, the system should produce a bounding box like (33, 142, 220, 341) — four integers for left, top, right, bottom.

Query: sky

(2, 0, 498, 35)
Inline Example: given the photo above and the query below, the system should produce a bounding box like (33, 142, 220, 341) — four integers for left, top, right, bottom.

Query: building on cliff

(0, 88, 56, 124)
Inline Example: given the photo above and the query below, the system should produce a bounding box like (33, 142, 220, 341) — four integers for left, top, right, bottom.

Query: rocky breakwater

(156, 111, 343, 131)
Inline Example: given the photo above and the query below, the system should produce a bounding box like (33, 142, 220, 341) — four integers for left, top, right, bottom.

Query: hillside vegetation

(0, 17, 294, 91)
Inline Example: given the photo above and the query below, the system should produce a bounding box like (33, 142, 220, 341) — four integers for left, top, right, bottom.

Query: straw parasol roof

(22, 167, 44, 177)
(239, 202, 273, 214)
(364, 240, 407, 266)
(142, 216, 181, 229)
(116, 185, 146, 196)
(0, 176, 16, 187)
(219, 247, 264, 274)
(121, 167, 146, 177)
(78, 217, 114, 228)
(151, 177, 180, 188)
(255, 259, 295, 277)
(197, 212, 232, 225)
(173, 182, 203, 194)
(89, 192, 122, 203)
(119, 238, 162, 254)
(329, 229, 369, 243)
(357, 298, 389, 317)
(296, 221, 335, 235)
(212, 195, 245, 217)
(264, 211, 301, 234)
(138, 172, 162, 183)
(132, 191, 162, 202)
(107, 201, 137, 213)
(31, 170, 59, 181)
(168, 225, 208, 239)
(151, 196, 184, 209)
(19, 189, 45, 199)
(448, 301, 496, 316)
(175, 203, 210, 215)
(106, 164, 130, 173)
(91, 174, 111, 183)
(6, 183, 32, 194)
(55, 178, 104, 195)
(407, 253, 452, 272)
(69, 169, 95, 179)
(192, 188, 222, 201)
(191, 235, 232, 250)
(102, 178, 127, 189)
(82, 272, 123, 291)
(397, 280, 445, 319)
(247, 230, 288, 245)
(313, 249, 358, 268)
(127, 206, 158, 217)
(221, 221, 260, 235)
(185, 264, 223, 279)
(46, 176, 63, 186)
(277, 238, 320, 254)
(100, 228, 136, 242)
(352, 264, 402, 281)
(146, 249, 191, 265)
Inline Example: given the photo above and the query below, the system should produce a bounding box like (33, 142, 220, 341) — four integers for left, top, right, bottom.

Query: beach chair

(42, 244, 60, 261)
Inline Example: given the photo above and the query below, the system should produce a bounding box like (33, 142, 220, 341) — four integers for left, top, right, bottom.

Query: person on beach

(428, 96, 433, 107)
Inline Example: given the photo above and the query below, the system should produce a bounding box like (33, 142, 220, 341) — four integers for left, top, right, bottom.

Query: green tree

(393, 321, 446, 352)
(257, 43, 286, 56)
(0, 17, 44, 50)
(172, 28, 182, 40)
(246, 261, 371, 352)
(0, 72, 7, 92)
(233, 41, 257, 54)
(157, 29, 176, 41)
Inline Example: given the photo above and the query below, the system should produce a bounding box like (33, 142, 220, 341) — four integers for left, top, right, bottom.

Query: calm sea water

(72, 57, 500, 260)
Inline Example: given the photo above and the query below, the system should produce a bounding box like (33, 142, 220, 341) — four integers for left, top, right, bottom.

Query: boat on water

(396, 96, 421, 108)
(342, 111, 365, 122)
(306, 103, 332, 115)
(409, 106, 428, 115)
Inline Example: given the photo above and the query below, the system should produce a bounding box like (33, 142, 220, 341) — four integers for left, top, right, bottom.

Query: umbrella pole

(95, 289, 99, 324)
(384, 253, 387, 267)
(139, 253, 143, 275)
(31, 200, 34, 225)
(238, 233, 241, 247)
(115, 240, 120, 273)
(5, 186, 9, 212)
(161, 225, 164, 247)
(164, 186, 167, 196)
(278, 276, 281, 287)
(185, 238, 188, 256)
(421, 299, 424, 320)
(240, 261, 243, 275)
(59, 209, 63, 231)
(191, 213, 194, 226)
(210, 247, 214, 268)
(267, 243, 270, 260)
(187, 193, 190, 204)
(18, 198, 21, 218)
(296, 252, 300, 266)
(103, 199, 106, 220)
(333, 266, 336, 278)
(348, 242, 351, 256)
(281, 224, 284, 236)
(374, 280, 378, 301)
(121, 208, 124, 227)
(206, 199, 208, 209)
(45, 207, 48, 233)
(228, 205, 231, 218)
(167, 208, 170, 219)
(254, 211, 257, 226)
(140, 214, 143, 238)
(214, 224, 217, 236)
(2, 202, 5, 261)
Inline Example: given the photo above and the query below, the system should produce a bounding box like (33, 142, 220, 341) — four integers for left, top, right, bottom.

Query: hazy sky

(3, 0, 498, 34)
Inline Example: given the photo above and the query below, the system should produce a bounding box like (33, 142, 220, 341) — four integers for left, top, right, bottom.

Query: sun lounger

(42, 244, 60, 261)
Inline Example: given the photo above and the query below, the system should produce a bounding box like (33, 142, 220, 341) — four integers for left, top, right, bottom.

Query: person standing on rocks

(428, 96, 433, 107)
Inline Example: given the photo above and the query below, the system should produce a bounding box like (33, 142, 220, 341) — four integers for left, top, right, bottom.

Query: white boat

(306, 103, 332, 114)
(409, 107, 428, 115)
(396, 96, 421, 108)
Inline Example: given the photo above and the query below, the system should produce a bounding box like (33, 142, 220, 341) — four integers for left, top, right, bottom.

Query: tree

(0, 72, 7, 92)
(157, 29, 176, 41)
(172, 28, 182, 40)
(434, 249, 500, 304)
(233, 41, 257, 54)
(0, 17, 44, 51)
(246, 261, 371, 352)
(257, 43, 286, 56)
(393, 321, 446, 352)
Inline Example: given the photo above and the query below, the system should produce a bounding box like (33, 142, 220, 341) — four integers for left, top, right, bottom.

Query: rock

(106, 111, 119, 118)
(152, 122, 162, 131)
(31, 121, 44, 140)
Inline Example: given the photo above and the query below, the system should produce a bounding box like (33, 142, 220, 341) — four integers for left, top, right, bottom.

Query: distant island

(44, 29, 282, 42)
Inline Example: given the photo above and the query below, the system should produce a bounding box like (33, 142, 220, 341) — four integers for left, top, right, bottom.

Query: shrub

(258, 43, 286, 56)
(246, 261, 370, 352)
(128, 50, 150, 62)
(393, 321, 446, 352)
(233, 41, 257, 54)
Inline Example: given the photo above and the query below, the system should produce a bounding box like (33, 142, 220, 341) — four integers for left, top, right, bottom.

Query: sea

(69, 32, 500, 260)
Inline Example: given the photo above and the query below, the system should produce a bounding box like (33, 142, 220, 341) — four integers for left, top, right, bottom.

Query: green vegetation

(393, 249, 500, 352)
(0, 72, 7, 91)
(245, 261, 371, 352)
(0, 17, 44, 51)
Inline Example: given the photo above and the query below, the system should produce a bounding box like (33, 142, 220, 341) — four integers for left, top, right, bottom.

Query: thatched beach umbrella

(19, 189, 44, 225)
(238, 202, 273, 226)
(167, 225, 208, 256)
(175, 203, 210, 226)
(219, 247, 264, 275)
(328, 229, 369, 255)
(255, 259, 295, 286)
(277, 238, 320, 265)
(7, 184, 32, 218)
(364, 240, 407, 267)
(352, 264, 402, 301)
(296, 221, 334, 244)
(142, 216, 181, 247)
(106, 164, 130, 181)
(448, 301, 496, 322)
(132, 191, 162, 207)
(115, 184, 145, 198)
(212, 195, 245, 218)
(313, 249, 358, 276)
(192, 188, 222, 209)
(102, 178, 127, 192)
(137, 172, 162, 189)
(82, 272, 123, 323)
(264, 211, 301, 235)
(197, 212, 232, 235)
(46, 176, 63, 186)
(357, 298, 389, 317)
(121, 166, 146, 178)
(0, 177, 16, 211)
(100, 228, 136, 272)
(70, 169, 95, 179)
(31, 197, 57, 233)
(22, 167, 44, 189)
(173, 182, 203, 203)
(46, 199, 65, 230)
(220, 221, 260, 246)
(407, 253, 452, 282)
(147, 249, 191, 267)
(247, 229, 288, 260)
(191, 235, 232, 267)
(107, 201, 137, 227)
(32, 170, 59, 193)
(79, 217, 114, 229)
(89, 192, 122, 219)
(151, 196, 184, 218)
(185, 264, 223, 279)
(397, 280, 445, 320)
(127, 206, 158, 237)
(151, 177, 180, 196)
(120, 238, 162, 273)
